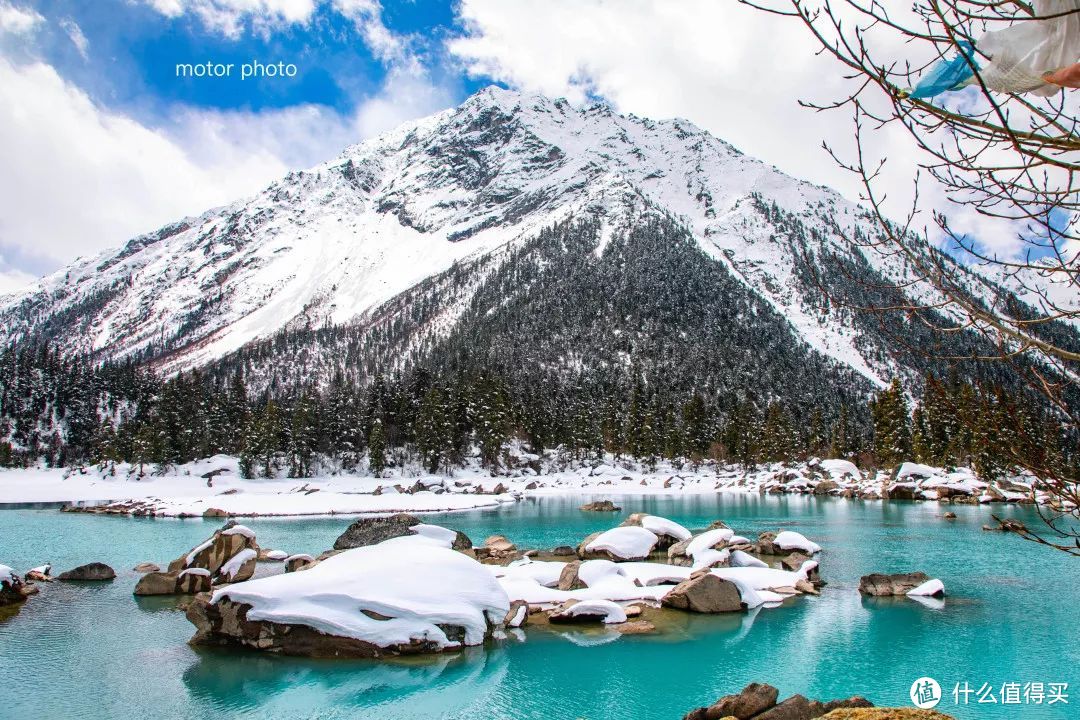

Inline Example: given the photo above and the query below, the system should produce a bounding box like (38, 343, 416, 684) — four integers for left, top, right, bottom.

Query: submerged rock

(56, 562, 116, 581)
(133, 563, 160, 573)
(661, 573, 743, 613)
(858, 572, 932, 596)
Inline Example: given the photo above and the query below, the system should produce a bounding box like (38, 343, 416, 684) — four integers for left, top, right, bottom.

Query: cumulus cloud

(0, 1, 43, 36)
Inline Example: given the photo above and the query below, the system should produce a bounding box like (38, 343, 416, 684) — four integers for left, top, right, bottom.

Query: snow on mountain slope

(0, 86, 983, 382)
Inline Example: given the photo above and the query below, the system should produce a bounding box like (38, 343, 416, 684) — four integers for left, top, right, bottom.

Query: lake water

(1, 494, 1077, 719)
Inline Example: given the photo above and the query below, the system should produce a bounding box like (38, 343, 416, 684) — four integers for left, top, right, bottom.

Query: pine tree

(870, 378, 911, 467)
(368, 419, 386, 476)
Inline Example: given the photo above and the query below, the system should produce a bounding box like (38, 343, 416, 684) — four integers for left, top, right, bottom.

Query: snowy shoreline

(0, 452, 1059, 519)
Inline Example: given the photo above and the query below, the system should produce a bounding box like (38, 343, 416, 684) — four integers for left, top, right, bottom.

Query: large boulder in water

(333, 513, 472, 553)
(858, 572, 932, 597)
(661, 572, 743, 613)
(57, 562, 116, 581)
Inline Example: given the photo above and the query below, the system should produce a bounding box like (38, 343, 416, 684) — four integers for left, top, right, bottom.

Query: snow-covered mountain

(0, 86, 997, 388)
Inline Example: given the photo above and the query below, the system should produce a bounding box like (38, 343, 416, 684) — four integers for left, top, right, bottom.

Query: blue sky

(24, 0, 485, 120)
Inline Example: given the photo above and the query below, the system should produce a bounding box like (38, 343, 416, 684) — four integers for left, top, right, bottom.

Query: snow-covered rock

(583, 526, 659, 561)
(640, 515, 692, 542)
(549, 599, 627, 625)
(772, 531, 822, 555)
(187, 534, 510, 656)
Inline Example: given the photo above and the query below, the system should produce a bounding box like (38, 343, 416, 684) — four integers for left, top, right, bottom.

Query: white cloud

(0, 53, 453, 281)
(332, 0, 402, 62)
(59, 18, 89, 60)
(0, 57, 289, 270)
(0, 1, 43, 36)
(143, 0, 318, 38)
(0, 268, 35, 295)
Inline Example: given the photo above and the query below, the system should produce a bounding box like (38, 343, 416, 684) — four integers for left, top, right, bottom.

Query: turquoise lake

(1, 494, 1077, 719)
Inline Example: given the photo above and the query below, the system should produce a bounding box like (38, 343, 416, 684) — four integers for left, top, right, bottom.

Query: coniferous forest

(0, 342, 1073, 480)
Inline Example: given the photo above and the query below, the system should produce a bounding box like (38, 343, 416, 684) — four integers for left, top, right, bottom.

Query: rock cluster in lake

(681, 682, 900, 720)
(135, 521, 258, 596)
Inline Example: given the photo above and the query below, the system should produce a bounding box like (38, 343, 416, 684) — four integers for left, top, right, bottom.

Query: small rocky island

(78, 510, 937, 659)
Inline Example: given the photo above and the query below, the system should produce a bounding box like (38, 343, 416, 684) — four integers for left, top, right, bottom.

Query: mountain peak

(0, 88, 987, 390)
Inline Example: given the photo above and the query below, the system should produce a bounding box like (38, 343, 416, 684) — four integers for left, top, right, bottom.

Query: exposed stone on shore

(134, 563, 160, 573)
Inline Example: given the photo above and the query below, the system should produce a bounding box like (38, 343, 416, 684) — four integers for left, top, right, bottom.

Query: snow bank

(773, 531, 821, 554)
(179, 568, 211, 578)
(0, 564, 14, 584)
(264, 550, 288, 561)
(820, 459, 861, 479)
(221, 525, 255, 539)
(219, 548, 257, 581)
(907, 578, 945, 597)
(585, 526, 659, 560)
(640, 515, 691, 541)
(212, 534, 510, 650)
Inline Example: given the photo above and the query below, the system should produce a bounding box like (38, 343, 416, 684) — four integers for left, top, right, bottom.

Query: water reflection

(183, 644, 509, 717)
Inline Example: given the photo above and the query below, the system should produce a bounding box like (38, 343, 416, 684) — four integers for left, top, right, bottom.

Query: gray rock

(56, 562, 116, 581)
(752, 694, 811, 720)
(333, 513, 472, 553)
(580, 500, 621, 512)
(858, 572, 932, 596)
(133, 563, 160, 573)
(700, 682, 779, 719)
(557, 561, 585, 591)
(134, 570, 211, 596)
(661, 573, 743, 613)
